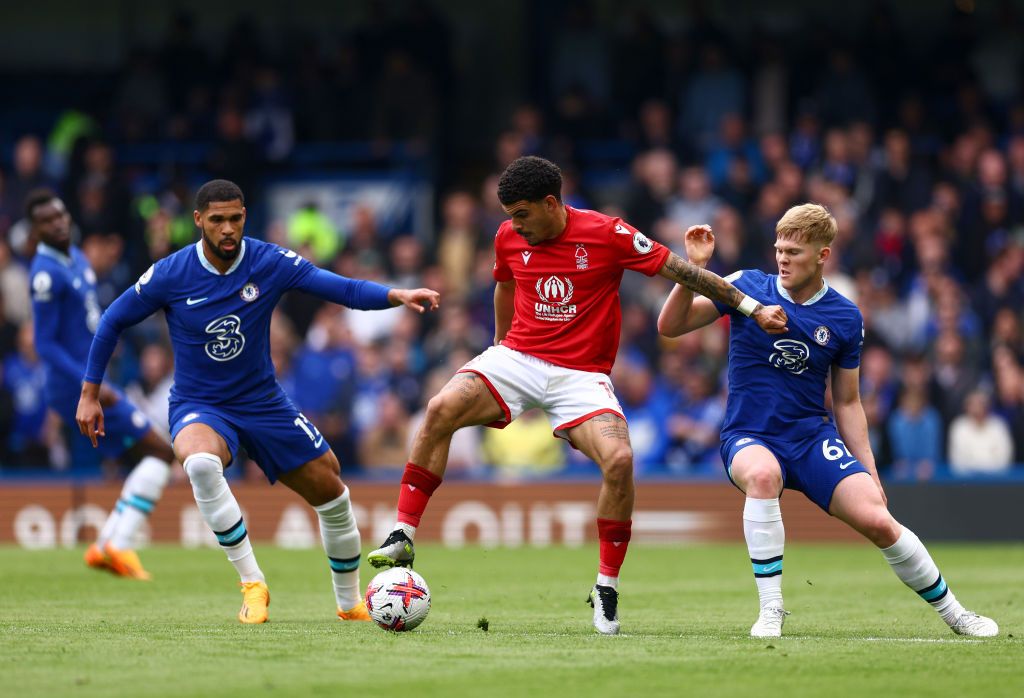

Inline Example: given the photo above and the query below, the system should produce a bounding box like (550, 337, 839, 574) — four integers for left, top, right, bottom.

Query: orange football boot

(102, 544, 152, 581)
(239, 581, 270, 624)
(337, 601, 371, 621)
(84, 543, 111, 572)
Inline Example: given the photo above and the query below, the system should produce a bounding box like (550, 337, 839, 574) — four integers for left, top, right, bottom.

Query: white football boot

(750, 602, 789, 638)
(949, 611, 999, 637)
(367, 529, 416, 569)
(588, 584, 620, 635)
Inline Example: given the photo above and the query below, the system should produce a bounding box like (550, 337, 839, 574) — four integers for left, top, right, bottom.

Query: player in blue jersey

(76, 179, 440, 624)
(658, 204, 998, 638)
(26, 189, 175, 581)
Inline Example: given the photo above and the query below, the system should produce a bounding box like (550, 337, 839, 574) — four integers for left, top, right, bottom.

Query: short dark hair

(24, 188, 60, 221)
(497, 156, 562, 205)
(195, 179, 244, 211)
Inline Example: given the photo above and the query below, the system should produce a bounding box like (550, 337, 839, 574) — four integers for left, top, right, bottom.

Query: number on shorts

(821, 438, 852, 461)
(294, 413, 323, 446)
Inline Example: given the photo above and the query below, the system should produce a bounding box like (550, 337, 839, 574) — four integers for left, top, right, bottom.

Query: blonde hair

(776, 203, 837, 247)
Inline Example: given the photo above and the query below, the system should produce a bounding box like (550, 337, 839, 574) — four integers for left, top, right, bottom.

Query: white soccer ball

(365, 567, 431, 631)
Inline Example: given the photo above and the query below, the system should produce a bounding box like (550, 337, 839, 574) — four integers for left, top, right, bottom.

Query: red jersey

(493, 206, 670, 374)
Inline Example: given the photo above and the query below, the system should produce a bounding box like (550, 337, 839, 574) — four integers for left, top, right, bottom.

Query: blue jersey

(29, 243, 103, 402)
(85, 238, 392, 406)
(713, 270, 864, 442)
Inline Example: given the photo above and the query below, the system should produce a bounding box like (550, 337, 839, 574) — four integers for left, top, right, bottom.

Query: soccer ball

(365, 567, 431, 631)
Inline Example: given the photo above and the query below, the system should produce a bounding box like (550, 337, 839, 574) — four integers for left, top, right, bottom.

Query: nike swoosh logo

(186, 297, 209, 306)
(839, 461, 856, 470)
(761, 562, 782, 573)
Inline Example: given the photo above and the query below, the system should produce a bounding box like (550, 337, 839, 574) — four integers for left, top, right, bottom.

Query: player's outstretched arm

(493, 279, 516, 344)
(831, 365, 886, 505)
(77, 286, 158, 447)
(297, 267, 440, 313)
(656, 252, 789, 334)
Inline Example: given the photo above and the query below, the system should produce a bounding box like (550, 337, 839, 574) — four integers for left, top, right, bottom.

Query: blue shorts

(720, 423, 869, 512)
(50, 386, 151, 458)
(169, 387, 329, 483)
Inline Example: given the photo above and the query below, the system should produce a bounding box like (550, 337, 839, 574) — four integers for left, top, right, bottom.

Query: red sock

(597, 518, 632, 578)
(396, 463, 443, 527)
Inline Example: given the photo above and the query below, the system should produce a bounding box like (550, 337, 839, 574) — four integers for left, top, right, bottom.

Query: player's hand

(76, 390, 106, 449)
(752, 304, 789, 334)
(684, 225, 715, 267)
(389, 287, 441, 313)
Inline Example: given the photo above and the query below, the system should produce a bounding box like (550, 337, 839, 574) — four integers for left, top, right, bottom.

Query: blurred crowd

(1, 2, 1023, 481)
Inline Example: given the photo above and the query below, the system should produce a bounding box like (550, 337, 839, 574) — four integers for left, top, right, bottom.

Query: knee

(743, 467, 782, 496)
(601, 448, 634, 489)
(422, 394, 462, 435)
(183, 452, 224, 487)
(858, 510, 900, 547)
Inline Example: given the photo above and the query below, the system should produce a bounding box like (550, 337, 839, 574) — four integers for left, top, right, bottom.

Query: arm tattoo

(661, 252, 746, 309)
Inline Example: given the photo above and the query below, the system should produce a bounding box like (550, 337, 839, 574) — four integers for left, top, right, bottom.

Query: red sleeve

(492, 223, 514, 282)
(609, 218, 670, 276)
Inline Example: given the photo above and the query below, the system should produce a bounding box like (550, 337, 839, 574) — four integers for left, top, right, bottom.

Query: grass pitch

(2, 543, 1022, 698)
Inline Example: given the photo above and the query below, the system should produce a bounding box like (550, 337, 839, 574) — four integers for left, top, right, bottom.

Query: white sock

(96, 505, 120, 549)
(315, 488, 362, 610)
(395, 522, 417, 540)
(596, 573, 618, 589)
(184, 452, 264, 583)
(880, 525, 964, 624)
(108, 456, 170, 550)
(743, 497, 785, 609)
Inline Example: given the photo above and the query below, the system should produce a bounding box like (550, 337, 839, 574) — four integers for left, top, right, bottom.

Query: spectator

(436, 191, 483, 300)
(665, 366, 725, 473)
(0, 241, 30, 327)
(667, 166, 721, 230)
(887, 387, 943, 480)
(358, 391, 411, 470)
(288, 202, 341, 265)
(678, 43, 745, 154)
(123, 343, 174, 435)
(2, 136, 50, 218)
(2, 323, 49, 467)
(482, 409, 565, 480)
(947, 389, 1014, 476)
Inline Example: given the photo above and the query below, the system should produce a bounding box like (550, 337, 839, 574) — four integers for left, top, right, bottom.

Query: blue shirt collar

(195, 239, 246, 275)
(776, 275, 829, 305)
(37, 242, 72, 266)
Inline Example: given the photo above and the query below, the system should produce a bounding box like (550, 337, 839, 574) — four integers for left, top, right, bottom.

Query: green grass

(1, 544, 1022, 697)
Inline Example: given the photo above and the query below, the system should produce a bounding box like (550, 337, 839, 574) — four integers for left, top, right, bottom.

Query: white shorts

(458, 345, 625, 443)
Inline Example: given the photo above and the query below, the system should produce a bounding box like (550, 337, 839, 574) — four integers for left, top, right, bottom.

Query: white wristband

(737, 295, 759, 317)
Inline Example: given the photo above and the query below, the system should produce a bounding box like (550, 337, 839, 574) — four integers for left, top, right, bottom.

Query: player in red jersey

(368, 156, 788, 634)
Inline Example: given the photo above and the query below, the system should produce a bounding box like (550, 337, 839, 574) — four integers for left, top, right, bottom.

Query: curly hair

(195, 179, 245, 211)
(497, 156, 562, 205)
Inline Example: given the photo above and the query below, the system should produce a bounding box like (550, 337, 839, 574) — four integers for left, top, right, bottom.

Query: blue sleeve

(31, 269, 86, 381)
(836, 312, 864, 369)
(711, 269, 756, 316)
(294, 267, 393, 310)
(83, 287, 161, 384)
